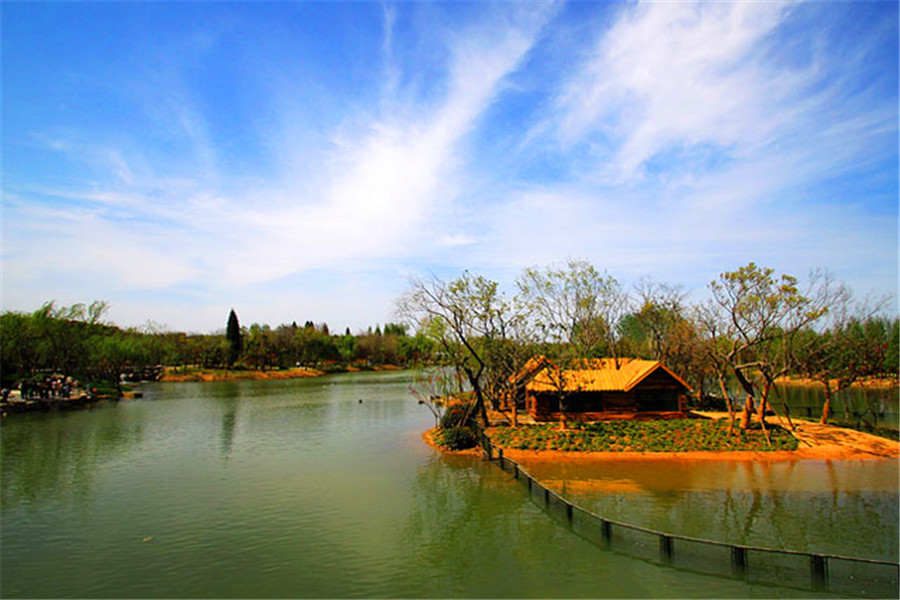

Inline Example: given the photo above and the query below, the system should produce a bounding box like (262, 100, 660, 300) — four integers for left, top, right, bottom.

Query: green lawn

(486, 418, 799, 453)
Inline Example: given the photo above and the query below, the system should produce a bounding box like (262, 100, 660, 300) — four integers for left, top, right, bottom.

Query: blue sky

(2, 1, 898, 333)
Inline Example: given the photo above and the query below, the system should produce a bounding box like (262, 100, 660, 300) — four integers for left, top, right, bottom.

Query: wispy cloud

(214, 2, 559, 285)
(548, 2, 799, 180)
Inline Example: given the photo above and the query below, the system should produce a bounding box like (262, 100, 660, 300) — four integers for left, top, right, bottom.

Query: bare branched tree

(396, 272, 520, 428)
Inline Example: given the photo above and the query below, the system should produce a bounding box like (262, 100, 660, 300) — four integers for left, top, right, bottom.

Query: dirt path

(788, 420, 899, 458)
(688, 411, 898, 459)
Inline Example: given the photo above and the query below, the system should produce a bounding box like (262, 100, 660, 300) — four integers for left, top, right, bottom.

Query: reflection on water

(517, 456, 899, 561)
(1, 406, 145, 507)
(0, 372, 890, 598)
(773, 385, 898, 430)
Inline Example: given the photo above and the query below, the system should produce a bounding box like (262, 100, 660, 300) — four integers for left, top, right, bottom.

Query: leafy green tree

(516, 259, 628, 360)
(336, 331, 357, 363)
(794, 289, 890, 423)
(886, 318, 900, 376)
(86, 333, 149, 393)
(516, 259, 630, 428)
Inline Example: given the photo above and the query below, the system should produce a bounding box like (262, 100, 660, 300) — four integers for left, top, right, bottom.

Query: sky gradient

(3, 1, 898, 333)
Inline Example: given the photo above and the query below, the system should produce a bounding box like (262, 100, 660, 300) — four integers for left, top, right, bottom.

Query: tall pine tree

(226, 309, 242, 366)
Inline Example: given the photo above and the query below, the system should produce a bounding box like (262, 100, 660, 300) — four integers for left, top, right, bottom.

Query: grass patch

(486, 419, 798, 453)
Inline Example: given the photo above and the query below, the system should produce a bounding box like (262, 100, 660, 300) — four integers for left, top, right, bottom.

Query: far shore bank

(776, 375, 899, 391)
(160, 364, 404, 383)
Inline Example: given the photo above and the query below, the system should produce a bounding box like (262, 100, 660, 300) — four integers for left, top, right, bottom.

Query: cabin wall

(527, 386, 683, 418)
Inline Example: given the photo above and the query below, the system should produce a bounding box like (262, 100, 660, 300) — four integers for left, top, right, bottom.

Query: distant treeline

(0, 301, 436, 389)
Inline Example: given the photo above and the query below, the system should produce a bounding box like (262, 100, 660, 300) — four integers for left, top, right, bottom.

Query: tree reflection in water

(2, 408, 144, 507)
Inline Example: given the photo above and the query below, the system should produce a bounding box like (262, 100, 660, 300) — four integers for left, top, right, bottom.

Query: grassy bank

(487, 419, 799, 453)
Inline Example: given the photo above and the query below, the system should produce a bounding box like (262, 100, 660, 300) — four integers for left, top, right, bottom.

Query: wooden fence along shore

(476, 430, 900, 598)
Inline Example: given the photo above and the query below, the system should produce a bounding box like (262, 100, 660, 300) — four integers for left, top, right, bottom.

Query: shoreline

(500, 445, 898, 463)
(776, 376, 899, 391)
(427, 415, 900, 462)
(160, 367, 325, 382)
(159, 364, 405, 383)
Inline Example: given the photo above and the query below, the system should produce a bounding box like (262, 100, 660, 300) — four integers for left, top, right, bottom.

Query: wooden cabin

(522, 357, 691, 422)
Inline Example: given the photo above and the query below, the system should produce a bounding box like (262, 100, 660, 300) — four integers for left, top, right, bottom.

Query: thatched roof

(525, 357, 691, 393)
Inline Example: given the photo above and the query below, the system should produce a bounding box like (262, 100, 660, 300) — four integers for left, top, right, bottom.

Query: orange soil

(161, 367, 324, 382)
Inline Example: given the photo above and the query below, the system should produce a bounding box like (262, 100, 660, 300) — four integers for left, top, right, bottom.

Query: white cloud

(214, 3, 559, 286)
(552, 1, 797, 179)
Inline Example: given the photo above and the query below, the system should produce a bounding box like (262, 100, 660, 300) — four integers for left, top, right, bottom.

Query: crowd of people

(10, 374, 88, 401)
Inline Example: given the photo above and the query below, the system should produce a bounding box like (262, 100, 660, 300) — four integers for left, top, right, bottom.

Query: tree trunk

(463, 367, 489, 429)
(473, 388, 489, 428)
(502, 394, 518, 428)
(820, 383, 833, 424)
(756, 388, 772, 446)
(741, 395, 754, 430)
(717, 373, 737, 434)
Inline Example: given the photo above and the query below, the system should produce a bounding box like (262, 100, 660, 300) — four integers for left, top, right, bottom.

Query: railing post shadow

(601, 520, 612, 547)
(731, 546, 748, 580)
(659, 535, 673, 566)
(810, 555, 829, 592)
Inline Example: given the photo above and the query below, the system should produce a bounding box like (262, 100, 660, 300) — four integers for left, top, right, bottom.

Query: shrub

(436, 426, 477, 450)
(440, 406, 473, 429)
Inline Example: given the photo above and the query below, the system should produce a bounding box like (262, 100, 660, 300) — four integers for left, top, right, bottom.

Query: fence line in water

(476, 431, 899, 598)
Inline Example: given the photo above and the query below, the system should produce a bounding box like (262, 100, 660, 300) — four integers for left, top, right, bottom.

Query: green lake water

(1, 371, 896, 598)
